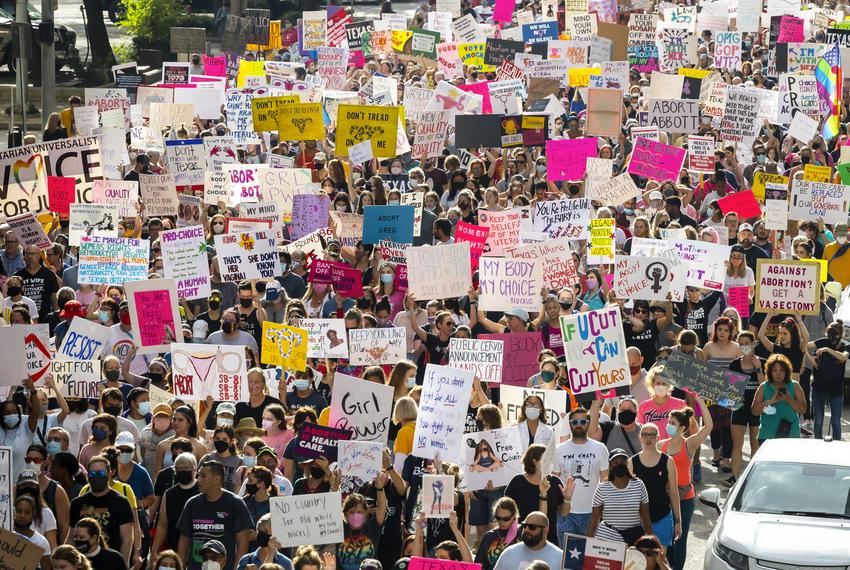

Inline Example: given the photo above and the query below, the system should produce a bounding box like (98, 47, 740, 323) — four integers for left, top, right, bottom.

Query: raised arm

(686, 396, 713, 454)
(405, 293, 428, 342)
(757, 311, 775, 353)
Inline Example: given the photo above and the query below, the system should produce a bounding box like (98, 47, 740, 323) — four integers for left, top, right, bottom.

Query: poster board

(170, 343, 248, 401)
(755, 259, 821, 315)
(328, 372, 394, 445)
(270, 493, 344, 548)
(125, 279, 182, 355)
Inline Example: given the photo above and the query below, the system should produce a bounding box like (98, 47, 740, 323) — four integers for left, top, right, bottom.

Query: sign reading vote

(363, 205, 415, 244)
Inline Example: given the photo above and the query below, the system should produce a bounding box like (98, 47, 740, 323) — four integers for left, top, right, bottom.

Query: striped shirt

(592, 479, 649, 542)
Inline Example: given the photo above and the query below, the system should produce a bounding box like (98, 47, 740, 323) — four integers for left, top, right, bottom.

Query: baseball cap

(17, 470, 38, 485)
(265, 281, 282, 302)
(504, 308, 529, 322)
(152, 403, 172, 418)
(115, 431, 135, 449)
(648, 190, 663, 202)
(60, 300, 86, 320)
(609, 448, 629, 461)
(217, 402, 237, 417)
(201, 540, 226, 556)
(738, 223, 754, 232)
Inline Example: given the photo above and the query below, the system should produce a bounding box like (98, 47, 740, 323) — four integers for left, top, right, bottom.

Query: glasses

(634, 308, 647, 314)
(24, 457, 44, 464)
(640, 432, 658, 438)
(521, 523, 545, 530)
(494, 515, 514, 522)
(570, 419, 589, 426)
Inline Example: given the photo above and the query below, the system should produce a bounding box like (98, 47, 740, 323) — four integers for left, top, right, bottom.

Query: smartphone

(778, 388, 787, 396)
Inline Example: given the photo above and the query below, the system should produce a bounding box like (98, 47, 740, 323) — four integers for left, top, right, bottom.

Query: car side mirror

(699, 487, 722, 515)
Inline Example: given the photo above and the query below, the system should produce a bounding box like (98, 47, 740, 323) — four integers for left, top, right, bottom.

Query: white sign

(57, 318, 110, 361)
(170, 343, 248, 401)
(303, 318, 349, 358)
(413, 364, 475, 462)
(348, 327, 407, 365)
(328, 372, 394, 445)
(270, 493, 345, 548)
(463, 426, 524, 491)
(448, 337, 504, 383)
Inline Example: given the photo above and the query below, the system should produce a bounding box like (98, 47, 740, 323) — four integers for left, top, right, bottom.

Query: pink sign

(397, 264, 408, 290)
(777, 15, 804, 43)
(458, 81, 493, 114)
(479, 332, 543, 387)
(348, 50, 365, 67)
(718, 190, 762, 219)
(309, 259, 337, 284)
(134, 290, 178, 347)
(203, 55, 227, 77)
(48, 176, 76, 216)
(493, 0, 517, 23)
(409, 558, 481, 570)
(546, 138, 598, 181)
(727, 286, 750, 318)
(627, 137, 686, 183)
(330, 263, 364, 297)
(455, 221, 489, 272)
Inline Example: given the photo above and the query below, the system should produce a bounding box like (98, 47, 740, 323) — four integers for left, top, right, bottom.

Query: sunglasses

(87, 469, 107, 479)
(494, 515, 513, 522)
(570, 419, 589, 426)
(24, 457, 44, 464)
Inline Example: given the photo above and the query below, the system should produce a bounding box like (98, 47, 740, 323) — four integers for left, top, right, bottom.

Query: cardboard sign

(269, 493, 347, 553)
(479, 332, 543, 388)
(789, 180, 850, 226)
(586, 172, 639, 207)
(348, 327, 406, 365)
(588, 218, 616, 265)
(560, 308, 630, 396)
(296, 423, 353, 461)
(7, 212, 52, 250)
(139, 173, 178, 216)
(463, 426, 524, 491)
(500, 384, 567, 431)
(78, 236, 149, 286)
(338, 441, 383, 488)
(478, 257, 543, 312)
(47, 176, 76, 216)
(51, 360, 100, 399)
(165, 139, 206, 186)
(510, 239, 579, 289)
(405, 242, 472, 300)
(57, 317, 109, 361)
(213, 231, 279, 282)
(125, 279, 182, 355)
(170, 343, 248, 401)
(290, 194, 329, 241)
(660, 353, 749, 410)
(69, 203, 118, 247)
(413, 364, 475, 462)
(422, 474, 455, 518)
(328, 372, 394, 445)
(478, 209, 524, 254)
(260, 322, 308, 371)
(646, 98, 700, 134)
(303, 318, 349, 359)
(614, 255, 673, 301)
(448, 337, 504, 383)
(720, 86, 761, 143)
(546, 138, 598, 181)
(0, 448, 10, 530)
(628, 137, 686, 182)
(454, 222, 489, 272)
(0, 527, 42, 570)
(755, 259, 821, 315)
(159, 226, 211, 300)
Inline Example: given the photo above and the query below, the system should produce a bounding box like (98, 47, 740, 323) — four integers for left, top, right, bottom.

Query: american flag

(815, 43, 842, 141)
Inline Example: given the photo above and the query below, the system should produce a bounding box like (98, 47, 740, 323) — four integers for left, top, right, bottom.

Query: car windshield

(733, 462, 850, 517)
(0, 2, 41, 19)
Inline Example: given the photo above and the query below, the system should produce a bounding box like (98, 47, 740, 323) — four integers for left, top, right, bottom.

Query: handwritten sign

(405, 243, 472, 300)
(614, 255, 673, 301)
(413, 364, 475, 462)
(57, 317, 109, 361)
(139, 173, 179, 216)
(448, 338, 504, 383)
(500, 384, 567, 432)
(51, 360, 100, 399)
(478, 257, 542, 312)
(533, 197, 590, 239)
(78, 236, 149, 285)
(338, 440, 383, 487)
(170, 343, 248, 402)
(7, 212, 52, 250)
(160, 226, 211, 300)
(628, 137, 686, 182)
(789, 179, 850, 226)
(560, 308, 630, 396)
(270, 493, 344, 548)
(478, 209, 523, 254)
(348, 327, 406, 365)
(0, 448, 10, 530)
(755, 259, 821, 316)
(328, 372, 394, 445)
(125, 279, 182, 355)
(480, 332, 543, 387)
(660, 353, 749, 409)
(213, 231, 279, 282)
(0, 527, 42, 570)
(260, 322, 308, 371)
(303, 318, 348, 359)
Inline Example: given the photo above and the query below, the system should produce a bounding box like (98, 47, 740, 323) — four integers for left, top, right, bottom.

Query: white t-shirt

(102, 324, 151, 377)
(724, 267, 755, 293)
(19, 529, 50, 557)
(554, 438, 609, 514)
(0, 422, 35, 478)
(34, 506, 57, 536)
(60, 410, 97, 453)
(4, 296, 38, 322)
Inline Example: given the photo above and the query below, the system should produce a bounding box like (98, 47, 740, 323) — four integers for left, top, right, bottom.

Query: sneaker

(692, 460, 702, 483)
(801, 424, 814, 437)
(719, 475, 737, 488)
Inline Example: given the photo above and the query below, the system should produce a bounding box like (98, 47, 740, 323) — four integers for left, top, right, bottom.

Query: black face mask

(222, 321, 237, 334)
(239, 298, 253, 308)
(103, 405, 122, 417)
(213, 440, 229, 454)
(245, 482, 259, 495)
(612, 463, 630, 478)
(208, 300, 221, 310)
(310, 467, 325, 480)
(175, 470, 194, 485)
(146, 372, 163, 385)
(256, 530, 271, 548)
(74, 539, 92, 554)
(618, 409, 637, 426)
(559, 301, 573, 311)
(568, 185, 580, 195)
(7, 286, 21, 297)
(104, 369, 120, 382)
(801, 156, 811, 165)
(89, 475, 109, 493)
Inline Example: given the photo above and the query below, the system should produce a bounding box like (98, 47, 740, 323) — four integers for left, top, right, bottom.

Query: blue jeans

(667, 497, 695, 570)
(812, 389, 843, 440)
(557, 512, 591, 547)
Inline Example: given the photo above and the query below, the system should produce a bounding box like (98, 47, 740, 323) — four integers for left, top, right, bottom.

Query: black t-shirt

(475, 528, 516, 570)
(504, 474, 564, 544)
(177, 490, 254, 570)
(164, 483, 200, 551)
(292, 477, 331, 495)
(360, 481, 403, 569)
(743, 243, 769, 273)
(425, 491, 466, 551)
(338, 517, 382, 570)
(423, 332, 450, 365)
(88, 547, 127, 570)
(15, 264, 60, 321)
(155, 466, 175, 497)
(812, 338, 850, 395)
(748, 312, 790, 359)
(626, 319, 659, 368)
(235, 395, 282, 427)
(401, 455, 428, 530)
(195, 311, 222, 336)
(676, 290, 724, 346)
(69, 490, 134, 553)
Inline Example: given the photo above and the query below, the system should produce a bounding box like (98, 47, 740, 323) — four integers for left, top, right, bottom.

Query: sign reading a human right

(755, 259, 821, 316)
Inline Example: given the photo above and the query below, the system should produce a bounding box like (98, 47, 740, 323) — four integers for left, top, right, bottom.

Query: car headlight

(714, 540, 749, 570)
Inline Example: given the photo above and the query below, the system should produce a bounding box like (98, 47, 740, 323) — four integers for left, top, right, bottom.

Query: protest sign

(764, 183, 789, 231)
(78, 236, 149, 285)
(259, 168, 315, 216)
(339, 441, 384, 490)
(250, 96, 299, 132)
(413, 364, 475, 462)
(328, 372, 394, 445)
(454, 222, 488, 272)
(270, 493, 344, 548)
(290, 194, 329, 241)
(687, 135, 716, 173)
(660, 353, 749, 410)
(139, 173, 178, 217)
(788, 111, 819, 144)
(0, 328, 28, 383)
(586, 172, 639, 207)
(363, 205, 415, 244)
(560, 308, 630, 397)
(423, 474, 455, 518)
(717, 190, 762, 218)
(225, 164, 265, 205)
(303, 319, 349, 359)
(276, 102, 325, 140)
(0, 448, 10, 529)
(57, 317, 109, 361)
(480, 332, 543, 388)
(500, 384, 567, 431)
(463, 426, 524, 491)
(0, 527, 42, 570)
(755, 259, 821, 315)
(91, 180, 138, 218)
(714, 31, 742, 69)
(51, 360, 100, 399)
(627, 137, 686, 182)
(213, 231, 279, 282)
(23, 325, 51, 383)
(510, 239, 579, 289)
(720, 86, 761, 143)
(562, 535, 626, 570)
(532, 197, 590, 239)
(7, 212, 52, 250)
(448, 337, 504, 383)
(588, 218, 615, 265)
(478, 257, 542, 312)
(261, 322, 308, 371)
(68, 203, 118, 246)
(672, 240, 730, 290)
(614, 255, 673, 301)
(47, 176, 75, 216)
(789, 180, 850, 226)
(405, 243, 472, 300)
(159, 226, 211, 300)
(728, 286, 751, 318)
(646, 99, 699, 134)
(177, 194, 202, 228)
(803, 164, 831, 183)
(348, 327, 406, 365)
(545, 138, 598, 181)
(164, 139, 206, 186)
(478, 209, 524, 254)
(125, 279, 181, 355)
(296, 423, 353, 461)
(170, 343, 248, 401)
(335, 104, 399, 157)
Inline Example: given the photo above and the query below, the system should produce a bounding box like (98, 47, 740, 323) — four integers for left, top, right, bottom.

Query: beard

(522, 533, 542, 548)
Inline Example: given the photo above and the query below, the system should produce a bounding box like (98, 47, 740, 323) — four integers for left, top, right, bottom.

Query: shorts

(652, 510, 674, 546)
(468, 488, 503, 525)
(731, 394, 759, 427)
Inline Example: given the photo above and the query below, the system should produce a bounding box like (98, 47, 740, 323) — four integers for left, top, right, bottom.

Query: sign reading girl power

(559, 308, 629, 397)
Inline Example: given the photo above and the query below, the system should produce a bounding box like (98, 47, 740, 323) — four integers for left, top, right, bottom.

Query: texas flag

(562, 534, 625, 570)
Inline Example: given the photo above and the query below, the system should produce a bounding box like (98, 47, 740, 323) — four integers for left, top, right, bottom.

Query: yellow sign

(803, 163, 831, 182)
(277, 102, 325, 140)
(589, 218, 615, 261)
(391, 30, 413, 52)
(246, 20, 282, 51)
(569, 67, 598, 87)
(251, 96, 300, 132)
(457, 43, 494, 72)
(261, 322, 308, 371)
(237, 60, 266, 87)
(678, 67, 713, 79)
(752, 172, 788, 203)
(335, 104, 400, 158)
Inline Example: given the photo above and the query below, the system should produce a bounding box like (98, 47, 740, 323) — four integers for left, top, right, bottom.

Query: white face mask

(837, 235, 848, 245)
(202, 562, 221, 570)
(391, 167, 403, 175)
(740, 344, 753, 355)
(653, 385, 668, 397)
(524, 406, 541, 421)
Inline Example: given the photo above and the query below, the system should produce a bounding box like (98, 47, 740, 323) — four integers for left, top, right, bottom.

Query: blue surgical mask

(98, 311, 110, 324)
(381, 273, 394, 284)
(666, 423, 679, 437)
(138, 401, 151, 415)
(293, 379, 310, 391)
(46, 441, 62, 456)
(406, 377, 416, 388)
(242, 455, 256, 468)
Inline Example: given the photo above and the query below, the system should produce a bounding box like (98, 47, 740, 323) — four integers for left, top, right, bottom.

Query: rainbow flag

(815, 43, 842, 141)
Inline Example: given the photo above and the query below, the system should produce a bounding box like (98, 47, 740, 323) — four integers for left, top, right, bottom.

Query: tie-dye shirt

(338, 517, 381, 570)
(475, 529, 517, 570)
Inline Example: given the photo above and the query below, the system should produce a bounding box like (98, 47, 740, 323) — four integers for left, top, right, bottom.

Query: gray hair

(174, 452, 197, 470)
(257, 513, 272, 531)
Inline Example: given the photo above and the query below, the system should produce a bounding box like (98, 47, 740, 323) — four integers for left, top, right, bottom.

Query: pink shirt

(263, 430, 295, 471)
(638, 397, 687, 433)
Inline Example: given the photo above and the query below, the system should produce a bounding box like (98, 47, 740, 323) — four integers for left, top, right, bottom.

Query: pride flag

(815, 43, 842, 141)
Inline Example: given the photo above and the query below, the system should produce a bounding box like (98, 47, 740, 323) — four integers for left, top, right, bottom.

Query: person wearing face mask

(208, 214, 227, 242)
(31, 378, 69, 449)
(337, 481, 388, 570)
(195, 290, 224, 339)
(631, 425, 682, 553)
(27, 443, 71, 542)
(1, 378, 41, 478)
(177, 462, 253, 570)
(292, 456, 337, 496)
(807, 320, 849, 440)
(140, 404, 176, 479)
(3, 274, 38, 323)
(285, 371, 328, 416)
(70, 457, 135, 565)
(514, 395, 554, 450)
(206, 308, 260, 355)
(150, 549, 184, 570)
(71, 517, 127, 570)
(586, 449, 653, 546)
(77, 389, 140, 455)
(12, 494, 53, 568)
(725, 331, 765, 487)
(455, 189, 478, 224)
(589, 397, 643, 455)
(236, 513, 290, 570)
(121, 388, 151, 434)
(101, 300, 155, 380)
(241, 466, 279, 536)
(824, 222, 850, 288)
(441, 170, 467, 210)
(199, 426, 241, 491)
(492, 511, 563, 570)
(637, 371, 689, 434)
(112, 433, 155, 562)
